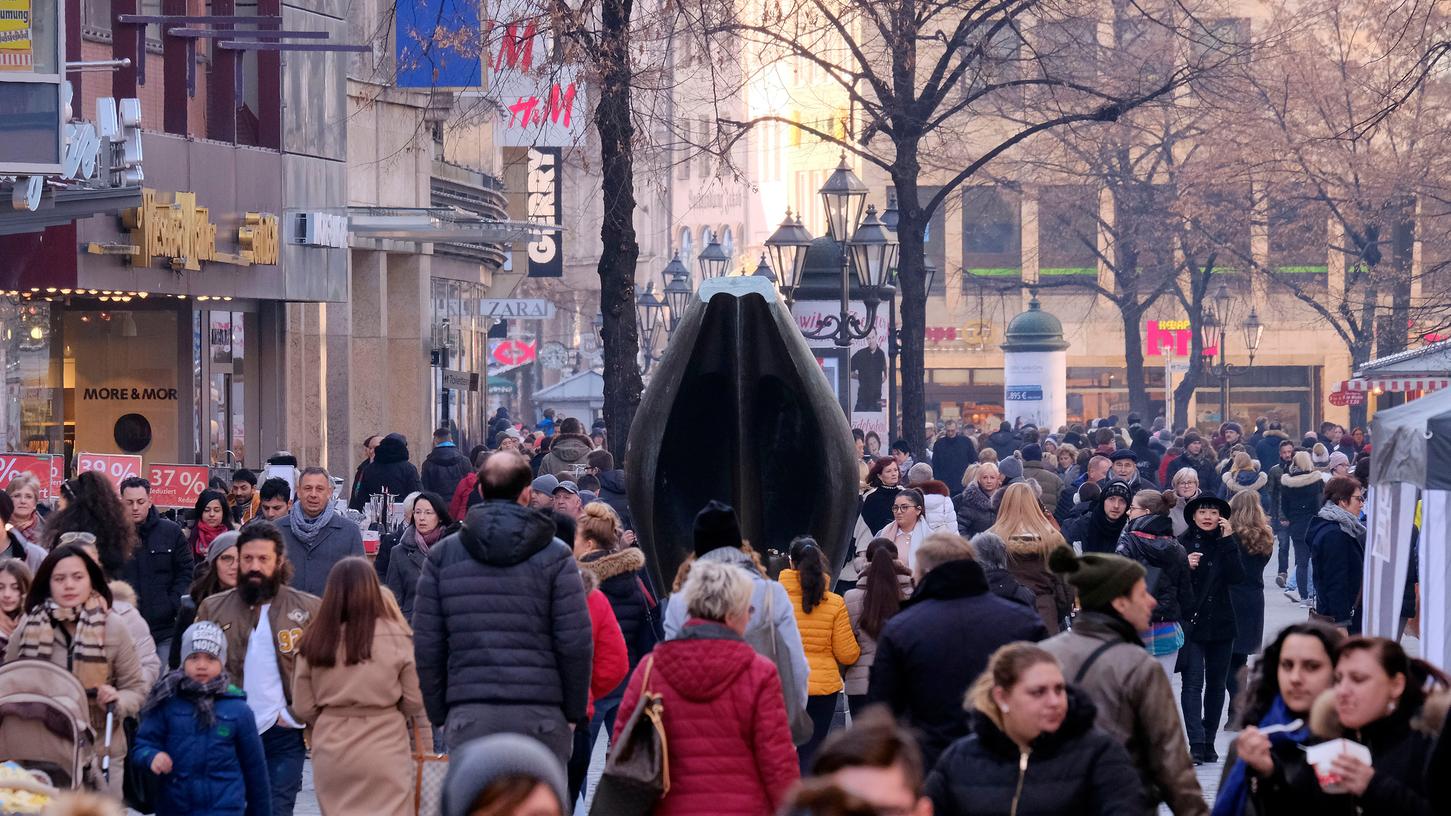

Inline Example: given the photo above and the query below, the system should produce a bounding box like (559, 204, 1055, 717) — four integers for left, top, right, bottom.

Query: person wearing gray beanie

(442, 733, 567, 816)
(206, 529, 241, 565)
(1039, 545, 1206, 809)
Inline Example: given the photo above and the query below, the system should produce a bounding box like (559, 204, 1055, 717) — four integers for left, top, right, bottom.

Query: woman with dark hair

(42, 471, 137, 578)
(168, 530, 239, 669)
(0, 492, 46, 571)
(780, 536, 860, 772)
(0, 558, 32, 652)
(843, 538, 912, 715)
(186, 488, 235, 561)
(293, 557, 425, 816)
(846, 457, 907, 588)
(1215, 622, 1344, 816)
(383, 491, 456, 621)
(872, 488, 928, 573)
(1248, 637, 1448, 815)
(4, 543, 147, 795)
(1179, 494, 1246, 765)
(1306, 476, 1367, 632)
(1117, 489, 1193, 674)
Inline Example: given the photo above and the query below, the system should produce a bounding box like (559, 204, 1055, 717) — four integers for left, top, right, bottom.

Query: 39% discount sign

(146, 464, 210, 508)
(75, 452, 143, 487)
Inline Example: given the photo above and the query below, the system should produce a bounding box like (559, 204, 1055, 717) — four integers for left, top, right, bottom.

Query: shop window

(1268, 185, 1329, 275)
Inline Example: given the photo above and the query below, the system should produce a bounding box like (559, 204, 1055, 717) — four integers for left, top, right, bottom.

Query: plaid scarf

(142, 669, 233, 727)
(14, 593, 111, 693)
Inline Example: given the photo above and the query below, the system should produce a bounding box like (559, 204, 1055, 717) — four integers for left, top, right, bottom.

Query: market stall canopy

(1344, 338, 1451, 393)
(532, 370, 604, 415)
(1367, 384, 1451, 667)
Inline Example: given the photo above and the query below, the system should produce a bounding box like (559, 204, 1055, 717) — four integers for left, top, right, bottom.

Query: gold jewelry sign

(120, 189, 279, 271)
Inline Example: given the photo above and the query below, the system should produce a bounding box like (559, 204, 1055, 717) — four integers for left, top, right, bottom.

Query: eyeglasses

(1352, 494, 1366, 502)
(891, 505, 916, 513)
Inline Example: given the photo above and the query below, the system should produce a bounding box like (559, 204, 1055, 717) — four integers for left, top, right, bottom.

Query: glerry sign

(526, 147, 563, 277)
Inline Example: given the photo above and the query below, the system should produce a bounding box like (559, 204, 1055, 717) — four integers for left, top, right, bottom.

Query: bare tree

(701, 0, 1232, 453)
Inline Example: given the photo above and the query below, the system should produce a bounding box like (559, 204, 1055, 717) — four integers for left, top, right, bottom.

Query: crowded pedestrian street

(5, 0, 1451, 815)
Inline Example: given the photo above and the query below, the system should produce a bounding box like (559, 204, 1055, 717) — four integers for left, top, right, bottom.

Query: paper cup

(362, 530, 381, 555)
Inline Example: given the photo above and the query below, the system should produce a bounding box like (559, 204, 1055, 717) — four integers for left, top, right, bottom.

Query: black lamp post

(696, 233, 731, 279)
(1200, 282, 1264, 424)
(765, 153, 898, 347)
(636, 283, 668, 373)
(661, 253, 693, 332)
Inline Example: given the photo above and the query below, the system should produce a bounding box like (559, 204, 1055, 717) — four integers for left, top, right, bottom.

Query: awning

(1340, 377, 1450, 393)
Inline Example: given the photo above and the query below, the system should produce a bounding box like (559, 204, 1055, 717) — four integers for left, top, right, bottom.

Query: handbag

(591, 656, 669, 815)
(412, 721, 448, 816)
(762, 588, 815, 746)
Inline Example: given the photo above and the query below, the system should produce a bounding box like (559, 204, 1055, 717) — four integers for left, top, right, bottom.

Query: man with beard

(197, 520, 321, 816)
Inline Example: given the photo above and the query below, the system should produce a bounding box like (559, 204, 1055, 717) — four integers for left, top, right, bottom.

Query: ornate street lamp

(751, 254, 777, 285)
(765, 210, 813, 305)
(819, 152, 869, 242)
(1200, 283, 1260, 424)
(849, 205, 898, 293)
(696, 232, 730, 279)
(660, 251, 688, 292)
(636, 283, 667, 372)
(662, 256, 693, 331)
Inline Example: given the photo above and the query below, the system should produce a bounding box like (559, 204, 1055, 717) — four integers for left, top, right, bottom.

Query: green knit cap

(1048, 545, 1146, 610)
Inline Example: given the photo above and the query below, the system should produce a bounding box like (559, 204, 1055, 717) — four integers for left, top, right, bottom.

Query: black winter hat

(694, 500, 742, 557)
(1021, 443, 1043, 462)
(1100, 480, 1135, 503)
(1184, 494, 1232, 520)
(1108, 449, 1139, 463)
(1049, 545, 1146, 610)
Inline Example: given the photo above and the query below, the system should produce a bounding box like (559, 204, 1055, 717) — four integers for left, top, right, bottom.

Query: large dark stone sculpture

(626, 276, 858, 593)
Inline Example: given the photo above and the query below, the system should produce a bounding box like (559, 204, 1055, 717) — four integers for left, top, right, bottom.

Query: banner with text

(146, 463, 209, 508)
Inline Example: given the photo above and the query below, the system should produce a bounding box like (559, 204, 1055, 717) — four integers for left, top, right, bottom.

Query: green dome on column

(1001, 290, 1069, 352)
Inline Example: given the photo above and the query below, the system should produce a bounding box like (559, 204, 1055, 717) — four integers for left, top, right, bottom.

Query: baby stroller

(0, 660, 100, 790)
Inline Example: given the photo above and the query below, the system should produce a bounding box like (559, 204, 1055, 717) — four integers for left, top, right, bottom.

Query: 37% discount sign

(147, 464, 210, 508)
(75, 452, 143, 486)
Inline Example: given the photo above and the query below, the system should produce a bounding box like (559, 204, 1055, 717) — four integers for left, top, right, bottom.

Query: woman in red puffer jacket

(613, 560, 799, 815)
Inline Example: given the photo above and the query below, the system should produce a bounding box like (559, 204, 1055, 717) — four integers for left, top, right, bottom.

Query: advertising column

(1000, 295, 1069, 430)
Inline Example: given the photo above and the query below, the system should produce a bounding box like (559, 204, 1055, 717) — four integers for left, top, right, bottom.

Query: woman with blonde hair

(1220, 451, 1267, 502)
(1055, 444, 1081, 485)
(1169, 467, 1202, 536)
(1226, 490, 1275, 719)
(926, 643, 1143, 815)
(988, 483, 1072, 634)
(4, 473, 46, 550)
(953, 462, 1000, 537)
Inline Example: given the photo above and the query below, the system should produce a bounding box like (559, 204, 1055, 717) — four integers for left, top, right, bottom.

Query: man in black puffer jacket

(587, 449, 633, 531)
(119, 476, 194, 659)
(349, 432, 422, 510)
(413, 453, 593, 765)
(421, 426, 472, 499)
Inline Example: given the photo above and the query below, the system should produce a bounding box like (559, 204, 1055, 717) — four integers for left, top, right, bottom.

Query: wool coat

(841, 568, 912, 696)
(291, 618, 426, 816)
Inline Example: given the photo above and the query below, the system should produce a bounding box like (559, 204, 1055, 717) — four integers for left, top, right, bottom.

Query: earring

(1387, 699, 1398, 714)
(1000, 705, 1010, 714)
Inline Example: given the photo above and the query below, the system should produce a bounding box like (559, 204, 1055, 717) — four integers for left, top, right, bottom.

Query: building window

(1038, 185, 1099, 277)
(1033, 15, 1099, 83)
(1268, 185, 1329, 275)
(962, 186, 1021, 278)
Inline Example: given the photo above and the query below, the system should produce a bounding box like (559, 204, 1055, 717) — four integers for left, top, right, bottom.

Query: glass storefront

(431, 278, 492, 452)
(193, 310, 249, 466)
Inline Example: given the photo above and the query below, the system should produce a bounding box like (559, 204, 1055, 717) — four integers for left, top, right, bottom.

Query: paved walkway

(288, 557, 1416, 814)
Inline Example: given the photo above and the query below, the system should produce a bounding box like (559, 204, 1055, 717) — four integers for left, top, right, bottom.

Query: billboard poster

(394, 0, 485, 89)
(504, 146, 564, 277)
(0, 0, 32, 72)
(793, 299, 889, 440)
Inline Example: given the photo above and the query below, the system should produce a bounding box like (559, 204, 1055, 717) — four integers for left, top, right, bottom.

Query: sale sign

(0, 453, 57, 499)
(146, 464, 209, 508)
(75, 452, 143, 487)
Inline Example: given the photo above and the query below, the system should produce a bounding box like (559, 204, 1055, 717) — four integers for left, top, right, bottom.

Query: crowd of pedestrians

(0, 412, 1446, 816)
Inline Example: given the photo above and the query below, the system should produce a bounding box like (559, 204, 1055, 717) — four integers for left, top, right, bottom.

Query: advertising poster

(503, 146, 563, 277)
(793, 299, 889, 441)
(0, 0, 32, 71)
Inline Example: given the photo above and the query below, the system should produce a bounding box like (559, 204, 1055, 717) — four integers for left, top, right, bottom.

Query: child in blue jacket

(132, 621, 271, 816)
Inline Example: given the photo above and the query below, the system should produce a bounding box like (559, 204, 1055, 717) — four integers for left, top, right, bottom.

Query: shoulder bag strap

(762, 584, 779, 660)
(1073, 640, 1125, 684)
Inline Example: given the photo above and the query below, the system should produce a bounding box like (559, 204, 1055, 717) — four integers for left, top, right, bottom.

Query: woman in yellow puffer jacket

(779, 536, 860, 773)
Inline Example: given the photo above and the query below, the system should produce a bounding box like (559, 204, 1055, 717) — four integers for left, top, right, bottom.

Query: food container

(1304, 738, 1372, 793)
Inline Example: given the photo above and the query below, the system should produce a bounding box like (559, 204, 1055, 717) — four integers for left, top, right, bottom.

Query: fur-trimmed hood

(1280, 470, 1325, 489)
(110, 579, 138, 606)
(1309, 688, 1450, 740)
(581, 568, 600, 594)
(579, 545, 647, 583)
(913, 479, 951, 498)
(1262, 429, 1289, 442)
(1223, 470, 1268, 494)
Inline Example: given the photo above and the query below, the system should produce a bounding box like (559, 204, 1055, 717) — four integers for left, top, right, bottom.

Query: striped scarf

(14, 593, 111, 694)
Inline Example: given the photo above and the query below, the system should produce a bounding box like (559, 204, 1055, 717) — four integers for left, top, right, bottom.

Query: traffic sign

(76, 452, 143, 487)
(491, 339, 537, 367)
(146, 463, 210, 508)
(0, 454, 58, 500)
(1329, 389, 1367, 407)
